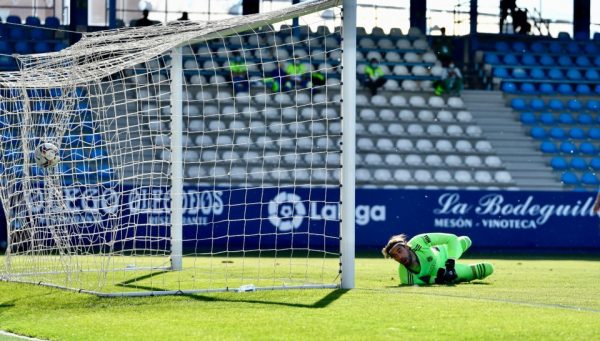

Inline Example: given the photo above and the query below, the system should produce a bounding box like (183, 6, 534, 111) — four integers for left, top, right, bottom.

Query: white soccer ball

(34, 142, 60, 168)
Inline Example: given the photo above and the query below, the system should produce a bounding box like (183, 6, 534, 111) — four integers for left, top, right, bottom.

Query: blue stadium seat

(520, 82, 536, 94)
(33, 42, 52, 54)
(559, 141, 577, 154)
(512, 41, 527, 52)
(540, 141, 557, 153)
(558, 55, 573, 67)
(557, 84, 574, 95)
(530, 68, 545, 80)
(577, 113, 593, 125)
(89, 148, 109, 159)
(484, 53, 500, 65)
(557, 32, 571, 40)
(566, 41, 581, 54)
(587, 100, 600, 111)
(568, 99, 583, 112)
(548, 68, 563, 80)
(558, 112, 575, 124)
(520, 112, 536, 124)
(548, 99, 565, 111)
(561, 171, 579, 185)
(512, 68, 527, 79)
(83, 133, 102, 146)
(511, 98, 527, 111)
(594, 56, 600, 67)
(521, 54, 536, 66)
(549, 127, 567, 139)
(70, 149, 87, 160)
(530, 126, 546, 139)
(530, 42, 546, 53)
(581, 172, 598, 185)
(576, 84, 592, 95)
(550, 156, 568, 170)
(585, 69, 599, 81)
(25, 16, 41, 26)
(501, 81, 517, 93)
(6, 15, 21, 24)
(14, 41, 32, 54)
(596, 84, 600, 95)
(549, 41, 562, 53)
(590, 158, 600, 171)
(44, 16, 60, 39)
(566, 69, 582, 80)
(579, 142, 596, 155)
(63, 135, 83, 147)
(539, 55, 554, 66)
(585, 43, 599, 54)
(588, 127, 600, 140)
(54, 42, 68, 51)
(575, 56, 591, 67)
(569, 127, 586, 139)
(503, 54, 519, 65)
(570, 157, 587, 170)
(540, 111, 556, 125)
(495, 41, 510, 52)
(539, 83, 554, 95)
(493, 67, 509, 78)
(530, 98, 545, 111)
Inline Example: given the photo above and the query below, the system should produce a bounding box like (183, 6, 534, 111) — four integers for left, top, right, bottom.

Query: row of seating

(357, 153, 502, 168)
(492, 66, 600, 82)
(356, 168, 512, 184)
(551, 156, 600, 171)
(0, 15, 60, 40)
(511, 98, 600, 112)
(522, 112, 600, 126)
(540, 140, 599, 155)
(502, 81, 600, 96)
(485, 52, 600, 67)
(560, 171, 600, 186)
(493, 40, 600, 55)
(530, 126, 600, 140)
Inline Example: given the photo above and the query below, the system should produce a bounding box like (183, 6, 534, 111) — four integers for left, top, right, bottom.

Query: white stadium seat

(282, 107, 297, 120)
(455, 140, 473, 152)
(445, 155, 462, 167)
(236, 135, 253, 147)
(407, 123, 424, 135)
(229, 120, 246, 131)
(357, 137, 375, 150)
(355, 123, 366, 134)
(456, 111, 473, 122)
(374, 169, 393, 181)
(376, 138, 395, 150)
(393, 65, 410, 76)
(378, 38, 394, 49)
(447, 97, 465, 108)
(466, 126, 483, 137)
(371, 95, 388, 106)
(208, 120, 226, 131)
(195, 134, 213, 147)
(385, 154, 402, 166)
(356, 94, 369, 106)
(403, 52, 420, 63)
(366, 51, 383, 61)
(427, 124, 444, 136)
(474, 170, 493, 183)
(202, 105, 219, 116)
(183, 150, 199, 162)
(360, 108, 377, 120)
(368, 123, 385, 134)
(195, 90, 214, 101)
(422, 52, 438, 63)
(387, 123, 404, 135)
(154, 135, 169, 146)
(384, 79, 400, 90)
(454, 170, 473, 183)
(385, 51, 402, 62)
(329, 122, 342, 134)
(436, 110, 454, 122)
(430, 65, 445, 77)
(356, 168, 372, 181)
(412, 38, 429, 49)
(187, 166, 207, 178)
(358, 37, 376, 48)
(409, 95, 426, 107)
(401, 80, 419, 91)
(379, 109, 397, 121)
(365, 153, 384, 165)
(416, 139, 434, 151)
(399, 109, 415, 121)
(390, 95, 407, 106)
(425, 154, 443, 166)
(216, 135, 233, 146)
(428, 96, 445, 108)
(394, 169, 412, 182)
(485, 156, 502, 167)
(434, 170, 452, 182)
(435, 139, 454, 152)
(396, 139, 413, 151)
(414, 169, 432, 182)
(304, 153, 323, 164)
(446, 125, 464, 137)
(201, 150, 217, 162)
(475, 140, 493, 152)
(418, 110, 435, 121)
(495, 171, 512, 183)
(405, 154, 423, 166)
(309, 121, 326, 134)
(396, 38, 412, 49)
(249, 121, 266, 133)
(412, 65, 429, 76)
(465, 155, 483, 167)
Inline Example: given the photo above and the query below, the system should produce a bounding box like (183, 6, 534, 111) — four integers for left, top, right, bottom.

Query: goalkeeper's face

(388, 243, 411, 266)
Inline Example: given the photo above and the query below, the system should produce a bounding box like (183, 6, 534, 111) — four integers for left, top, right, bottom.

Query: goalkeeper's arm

(409, 233, 462, 259)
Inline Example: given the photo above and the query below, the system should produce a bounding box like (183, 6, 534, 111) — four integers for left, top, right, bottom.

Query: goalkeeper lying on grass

(382, 233, 494, 285)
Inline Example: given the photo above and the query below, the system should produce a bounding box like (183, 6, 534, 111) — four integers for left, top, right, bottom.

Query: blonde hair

(381, 234, 408, 258)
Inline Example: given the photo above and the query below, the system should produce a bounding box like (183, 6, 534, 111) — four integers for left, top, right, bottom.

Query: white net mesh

(0, 0, 346, 295)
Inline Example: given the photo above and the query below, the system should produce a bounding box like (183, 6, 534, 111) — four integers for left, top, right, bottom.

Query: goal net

(0, 0, 355, 296)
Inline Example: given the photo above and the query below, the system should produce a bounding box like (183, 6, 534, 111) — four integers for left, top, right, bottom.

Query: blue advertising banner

(1, 187, 599, 251)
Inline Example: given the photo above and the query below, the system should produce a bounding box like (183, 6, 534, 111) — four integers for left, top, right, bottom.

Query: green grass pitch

(0, 255, 599, 340)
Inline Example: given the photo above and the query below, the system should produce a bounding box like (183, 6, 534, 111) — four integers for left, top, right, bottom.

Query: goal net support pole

(170, 46, 184, 271)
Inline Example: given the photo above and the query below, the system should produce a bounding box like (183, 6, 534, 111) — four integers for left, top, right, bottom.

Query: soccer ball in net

(34, 142, 60, 168)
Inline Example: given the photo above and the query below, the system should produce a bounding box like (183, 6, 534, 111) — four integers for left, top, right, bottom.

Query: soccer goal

(0, 0, 356, 296)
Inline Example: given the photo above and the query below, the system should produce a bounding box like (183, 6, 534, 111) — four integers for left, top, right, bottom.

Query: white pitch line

(0, 330, 47, 341)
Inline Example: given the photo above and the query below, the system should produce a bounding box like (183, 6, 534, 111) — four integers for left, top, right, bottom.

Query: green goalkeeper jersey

(398, 233, 462, 285)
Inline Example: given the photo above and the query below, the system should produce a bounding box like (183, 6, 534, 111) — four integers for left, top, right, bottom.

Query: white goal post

(0, 0, 355, 296)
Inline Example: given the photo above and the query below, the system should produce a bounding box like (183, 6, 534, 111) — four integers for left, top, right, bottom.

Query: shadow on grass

(115, 271, 347, 308)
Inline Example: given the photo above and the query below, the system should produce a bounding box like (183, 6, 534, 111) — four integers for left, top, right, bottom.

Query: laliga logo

(268, 192, 307, 232)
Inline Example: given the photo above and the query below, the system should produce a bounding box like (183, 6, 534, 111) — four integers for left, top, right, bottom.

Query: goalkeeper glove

(434, 259, 458, 285)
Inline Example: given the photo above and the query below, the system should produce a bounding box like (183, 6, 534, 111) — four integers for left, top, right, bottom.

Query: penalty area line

(0, 330, 47, 341)
(359, 288, 600, 313)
